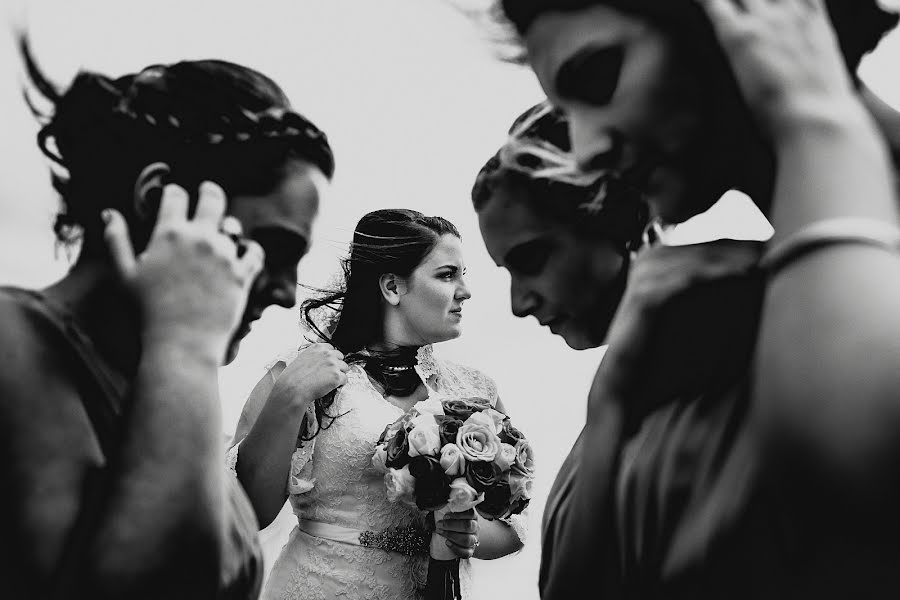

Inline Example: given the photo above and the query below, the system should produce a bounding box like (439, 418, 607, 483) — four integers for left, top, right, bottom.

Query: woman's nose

(510, 278, 538, 318)
(456, 278, 472, 302)
(256, 268, 298, 309)
(570, 113, 624, 174)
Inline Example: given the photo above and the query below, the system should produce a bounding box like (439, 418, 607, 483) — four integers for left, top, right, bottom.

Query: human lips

(548, 318, 568, 335)
(538, 316, 566, 333)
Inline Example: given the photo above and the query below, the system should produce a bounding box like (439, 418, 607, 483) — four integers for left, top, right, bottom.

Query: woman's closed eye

(505, 240, 553, 276)
(556, 45, 625, 107)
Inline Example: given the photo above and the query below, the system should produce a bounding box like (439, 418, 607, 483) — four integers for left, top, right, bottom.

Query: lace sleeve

(287, 404, 318, 495)
(439, 358, 500, 405)
(265, 346, 304, 371)
(226, 439, 242, 478)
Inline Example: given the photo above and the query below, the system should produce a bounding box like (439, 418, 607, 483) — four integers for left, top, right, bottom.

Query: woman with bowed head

(474, 100, 766, 596)
(229, 208, 526, 599)
(1, 39, 334, 599)
(488, 0, 900, 597)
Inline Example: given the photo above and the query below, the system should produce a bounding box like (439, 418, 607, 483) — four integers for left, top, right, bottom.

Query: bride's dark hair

(301, 208, 461, 353)
(20, 37, 334, 255)
(296, 209, 460, 441)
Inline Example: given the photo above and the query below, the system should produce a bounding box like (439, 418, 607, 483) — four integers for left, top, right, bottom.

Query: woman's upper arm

(751, 248, 900, 505)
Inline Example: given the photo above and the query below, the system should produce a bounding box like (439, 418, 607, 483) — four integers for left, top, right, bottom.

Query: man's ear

(378, 273, 407, 306)
(133, 162, 171, 220)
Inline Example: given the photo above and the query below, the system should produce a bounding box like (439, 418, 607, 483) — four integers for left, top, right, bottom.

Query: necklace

(360, 346, 422, 397)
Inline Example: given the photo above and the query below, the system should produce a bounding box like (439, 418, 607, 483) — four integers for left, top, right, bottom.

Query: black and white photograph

(1, 0, 899, 598)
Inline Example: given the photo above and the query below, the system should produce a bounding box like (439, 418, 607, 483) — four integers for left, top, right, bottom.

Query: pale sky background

(1, 1, 897, 598)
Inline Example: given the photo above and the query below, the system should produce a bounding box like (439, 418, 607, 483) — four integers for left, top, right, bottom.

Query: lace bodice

(228, 345, 522, 600)
(290, 366, 423, 530)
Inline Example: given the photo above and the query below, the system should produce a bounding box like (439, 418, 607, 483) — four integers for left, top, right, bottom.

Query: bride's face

(393, 234, 471, 346)
(523, 5, 711, 223)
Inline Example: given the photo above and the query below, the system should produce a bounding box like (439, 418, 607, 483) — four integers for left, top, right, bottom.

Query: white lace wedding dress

(227, 345, 527, 600)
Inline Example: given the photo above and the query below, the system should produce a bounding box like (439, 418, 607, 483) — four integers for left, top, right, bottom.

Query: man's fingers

(697, 0, 746, 39)
(156, 184, 190, 225)
(237, 238, 265, 284)
(194, 181, 227, 226)
(103, 209, 137, 279)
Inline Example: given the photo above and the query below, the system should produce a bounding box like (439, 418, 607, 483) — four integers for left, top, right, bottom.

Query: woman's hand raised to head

(697, 0, 861, 136)
(269, 343, 349, 408)
(103, 181, 264, 364)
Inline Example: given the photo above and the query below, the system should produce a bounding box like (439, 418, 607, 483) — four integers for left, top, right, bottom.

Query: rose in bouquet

(372, 396, 534, 599)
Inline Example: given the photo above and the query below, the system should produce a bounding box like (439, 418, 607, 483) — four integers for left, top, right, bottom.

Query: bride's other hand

(269, 343, 349, 408)
(435, 509, 479, 559)
(698, 0, 860, 135)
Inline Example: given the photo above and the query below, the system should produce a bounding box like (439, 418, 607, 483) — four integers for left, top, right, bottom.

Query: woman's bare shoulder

(0, 291, 100, 458)
(0, 291, 103, 576)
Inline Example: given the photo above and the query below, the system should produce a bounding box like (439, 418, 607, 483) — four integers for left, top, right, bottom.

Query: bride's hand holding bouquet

(372, 396, 533, 599)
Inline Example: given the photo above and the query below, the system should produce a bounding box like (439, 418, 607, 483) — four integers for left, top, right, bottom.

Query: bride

(228, 208, 526, 599)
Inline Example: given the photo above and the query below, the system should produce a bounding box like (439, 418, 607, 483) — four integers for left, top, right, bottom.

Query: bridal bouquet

(371, 396, 533, 599)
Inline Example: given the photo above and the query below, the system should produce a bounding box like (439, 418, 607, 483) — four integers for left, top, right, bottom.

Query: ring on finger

(220, 215, 243, 237)
(219, 217, 248, 256)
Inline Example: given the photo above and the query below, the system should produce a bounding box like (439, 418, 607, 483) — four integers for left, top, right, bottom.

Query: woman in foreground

(487, 0, 900, 597)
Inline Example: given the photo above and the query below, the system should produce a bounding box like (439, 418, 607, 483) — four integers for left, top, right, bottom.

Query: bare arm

(701, 0, 900, 503)
(89, 336, 226, 597)
(235, 344, 347, 528)
(235, 364, 309, 528)
(754, 108, 900, 499)
(86, 183, 266, 596)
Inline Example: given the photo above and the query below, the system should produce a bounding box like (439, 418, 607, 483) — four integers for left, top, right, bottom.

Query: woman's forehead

(525, 4, 649, 92)
(478, 185, 556, 261)
(420, 235, 465, 267)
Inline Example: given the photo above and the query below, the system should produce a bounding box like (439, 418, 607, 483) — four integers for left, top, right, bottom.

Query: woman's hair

(301, 209, 461, 353)
(500, 0, 898, 79)
(21, 37, 335, 253)
(472, 101, 648, 253)
(297, 209, 460, 441)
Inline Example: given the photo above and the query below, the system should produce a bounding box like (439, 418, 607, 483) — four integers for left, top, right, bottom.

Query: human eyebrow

(435, 265, 460, 275)
(555, 45, 625, 107)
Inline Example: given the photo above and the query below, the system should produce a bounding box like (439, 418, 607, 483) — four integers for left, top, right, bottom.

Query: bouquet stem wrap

(425, 508, 461, 600)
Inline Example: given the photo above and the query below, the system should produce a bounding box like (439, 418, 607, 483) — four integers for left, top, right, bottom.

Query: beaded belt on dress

(297, 518, 429, 556)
